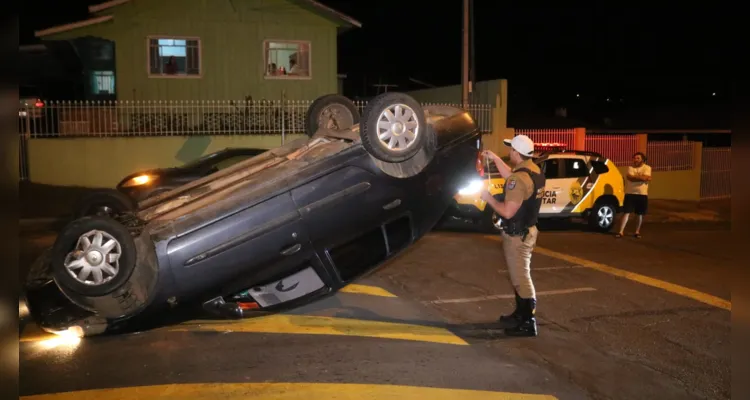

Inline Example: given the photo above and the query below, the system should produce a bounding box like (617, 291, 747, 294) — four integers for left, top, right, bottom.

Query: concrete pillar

(636, 133, 648, 154)
(573, 127, 586, 151)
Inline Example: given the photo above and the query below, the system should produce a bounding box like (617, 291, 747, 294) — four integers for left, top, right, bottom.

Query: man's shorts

(623, 194, 648, 215)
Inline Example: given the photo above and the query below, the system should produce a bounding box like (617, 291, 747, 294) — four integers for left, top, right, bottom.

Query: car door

(557, 156, 591, 214)
(538, 157, 564, 214)
(290, 164, 407, 283)
(166, 191, 324, 303)
(290, 165, 403, 248)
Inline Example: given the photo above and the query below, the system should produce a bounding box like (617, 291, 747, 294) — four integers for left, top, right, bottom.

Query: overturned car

(24, 92, 482, 337)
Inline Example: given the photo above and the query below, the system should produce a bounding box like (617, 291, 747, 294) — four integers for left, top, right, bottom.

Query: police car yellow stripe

(20, 382, 560, 400)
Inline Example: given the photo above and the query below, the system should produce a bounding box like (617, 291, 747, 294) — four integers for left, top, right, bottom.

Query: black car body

(24, 93, 482, 337)
(76, 147, 266, 217)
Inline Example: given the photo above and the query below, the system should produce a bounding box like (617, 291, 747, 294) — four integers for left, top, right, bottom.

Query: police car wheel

(589, 201, 616, 232)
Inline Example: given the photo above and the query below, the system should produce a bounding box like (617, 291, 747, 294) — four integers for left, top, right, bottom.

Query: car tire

(50, 216, 137, 297)
(360, 92, 428, 163)
(305, 94, 360, 137)
(75, 189, 136, 219)
(588, 200, 617, 232)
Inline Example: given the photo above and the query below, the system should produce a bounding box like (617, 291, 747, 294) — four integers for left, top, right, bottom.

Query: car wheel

(50, 216, 137, 297)
(589, 201, 616, 232)
(360, 92, 428, 163)
(75, 190, 135, 219)
(305, 94, 360, 137)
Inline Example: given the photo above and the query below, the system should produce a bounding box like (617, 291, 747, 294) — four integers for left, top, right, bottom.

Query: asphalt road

(19, 219, 730, 400)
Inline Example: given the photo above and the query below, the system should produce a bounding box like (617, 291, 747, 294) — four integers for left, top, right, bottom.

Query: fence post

(573, 127, 586, 151)
(693, 141, 703, 202)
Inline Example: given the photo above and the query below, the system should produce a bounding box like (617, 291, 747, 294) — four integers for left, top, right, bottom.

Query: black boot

(497, 291, 522, 328)
(504, 298, 537, 337)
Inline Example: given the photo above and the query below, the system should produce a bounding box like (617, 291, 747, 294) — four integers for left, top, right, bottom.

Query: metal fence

(19, 133, 29, 181)
(17, 99, 494, 138)
(514, 129, 576, 149)
(584, 134, 639, 166)
(700, 147, 731, 200)
(645, 140, 695, 171)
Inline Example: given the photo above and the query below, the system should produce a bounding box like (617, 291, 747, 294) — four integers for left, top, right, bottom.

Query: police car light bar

(536, 142, 567, 148)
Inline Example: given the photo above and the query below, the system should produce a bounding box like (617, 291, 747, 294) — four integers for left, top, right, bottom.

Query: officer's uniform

(498, 158, 545, 336)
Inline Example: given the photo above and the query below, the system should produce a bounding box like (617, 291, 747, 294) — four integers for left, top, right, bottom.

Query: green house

(34, 0, 361, 102)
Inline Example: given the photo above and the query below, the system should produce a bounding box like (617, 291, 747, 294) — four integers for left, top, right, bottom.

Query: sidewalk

(644, 198, 730, 223)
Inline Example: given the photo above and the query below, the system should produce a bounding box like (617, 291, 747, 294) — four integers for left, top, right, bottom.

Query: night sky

(19, 1, 730, 127)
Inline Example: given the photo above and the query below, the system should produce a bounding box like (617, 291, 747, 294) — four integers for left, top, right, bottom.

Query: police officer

(480, 134, 545, 337)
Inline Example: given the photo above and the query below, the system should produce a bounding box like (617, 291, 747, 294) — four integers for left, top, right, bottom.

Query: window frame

(561, 157, 591, 178)
(539, 158, 563, 180)
(262, 39, 312, 80)
(91, 70, 116, 95)
(146, 35, 202, 79)
(590, 159, 610, 174)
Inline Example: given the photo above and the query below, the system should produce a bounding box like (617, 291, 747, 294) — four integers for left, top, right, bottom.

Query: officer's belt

(503, 226, 532, 237)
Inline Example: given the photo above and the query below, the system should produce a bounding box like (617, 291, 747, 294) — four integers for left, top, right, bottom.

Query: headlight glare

(458, 179, 484, 195)
(122, 174, 152, 187)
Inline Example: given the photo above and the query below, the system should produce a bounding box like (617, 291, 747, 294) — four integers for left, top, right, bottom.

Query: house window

(264, 40, 311, 78)
(91, 70, 115, 94)
(148, 37, 200, 77)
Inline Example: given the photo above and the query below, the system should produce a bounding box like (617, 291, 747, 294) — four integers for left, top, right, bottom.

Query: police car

(447, 143, 625, 232)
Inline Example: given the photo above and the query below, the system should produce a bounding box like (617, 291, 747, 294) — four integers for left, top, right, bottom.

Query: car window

(564, 158, 590, 178)
(540, 159, 561, 179)
(212, 155, 253, 170)
(590, 160, 609, 174)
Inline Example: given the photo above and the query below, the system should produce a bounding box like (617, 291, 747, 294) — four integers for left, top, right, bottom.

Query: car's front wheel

(589, 201, 616, 232)
(50, 216, 137, 297)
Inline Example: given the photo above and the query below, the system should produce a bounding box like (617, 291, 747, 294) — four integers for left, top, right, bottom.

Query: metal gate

(700, 147, 731, 200)
(19, 133, 29, 181)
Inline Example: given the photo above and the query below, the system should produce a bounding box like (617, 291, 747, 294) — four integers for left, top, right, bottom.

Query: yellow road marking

(20, 382, 558, 399)
(165, 314, 469, 346)
(483, 235, 731, 311)
(339, 283, 397, 297)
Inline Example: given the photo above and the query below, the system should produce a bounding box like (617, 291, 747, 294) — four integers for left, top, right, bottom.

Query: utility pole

(461, 0, 470, 107)
(469, 0, 475, 105)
